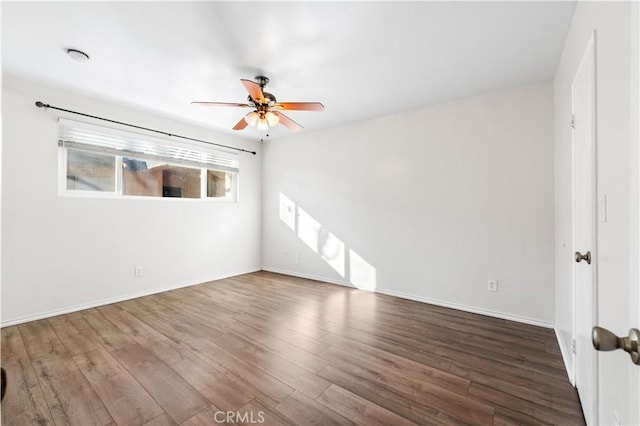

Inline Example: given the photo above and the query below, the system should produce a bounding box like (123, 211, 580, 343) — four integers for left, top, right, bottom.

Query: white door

(572, 33, 597, 426)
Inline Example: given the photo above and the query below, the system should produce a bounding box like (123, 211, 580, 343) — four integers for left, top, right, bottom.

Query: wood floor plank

(437, 345, 568, 382)
(180, 406, 230, 426)
(321, 325, 452, 371)
(234, 314, 330, 355)
(318, 364, 474, 425)
(447, 362, 582, 417)
(73, 348, 164, 425)
(446, 353, 575, 394)
(97, 304, 172, 348)
(330, 312, 551, 358)
(275, 391, 354, 426)
(317, 384, 416, 426)
(468, 383, 583, 425)
(0, 357, 55, 425)
(319, 335, 469, 394)
(325, 314, 563, 377)
(212, 331, 331, 399)
(18, 320, 68, 361)
(119, 300, 191, 344)
(492, 406, 550, 426)
(320, 354, 493, 425)
(151, 292, 237, 334)
(142, 413, 177, 426)
(235, 399, 296, 426)
(1, 326, 29, 362)
(223, 320, 331, 372)
(113, 343, 209, 424)
(32, 354, 113, 425)
(371, 306, 550, 352)
(122, 296, 225, 344)
(149, 340, 255, 411)
(133, 295, 225, 340)
(184, 337, 294, 407)
(80, 309, 137, 352)
(48, 313, 104, 356)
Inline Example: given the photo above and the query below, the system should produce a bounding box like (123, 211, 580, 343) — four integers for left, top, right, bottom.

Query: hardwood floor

(1, 271, 584, 425)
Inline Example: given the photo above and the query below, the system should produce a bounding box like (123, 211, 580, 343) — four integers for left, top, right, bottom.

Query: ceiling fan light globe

(245, 111, 259, 126)
(257, 118, 269, 131)
(265, 111, 280, 127)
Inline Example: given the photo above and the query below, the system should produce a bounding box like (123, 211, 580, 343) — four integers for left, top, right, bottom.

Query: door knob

(592, 326, 640, 365)
(575, 251, 591, 264)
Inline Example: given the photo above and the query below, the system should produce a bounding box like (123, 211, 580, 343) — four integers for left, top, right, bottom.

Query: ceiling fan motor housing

(248, 92, 276, 107)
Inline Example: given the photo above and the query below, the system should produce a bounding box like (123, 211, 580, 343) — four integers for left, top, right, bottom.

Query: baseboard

(263, 267, 355, 288)
(262, 267, 554, 329)
(0, 268, 261, 327)
(555, 326, 576, 386)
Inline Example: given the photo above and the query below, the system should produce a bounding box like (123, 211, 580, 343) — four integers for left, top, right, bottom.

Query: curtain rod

(35, 101, 257, 155)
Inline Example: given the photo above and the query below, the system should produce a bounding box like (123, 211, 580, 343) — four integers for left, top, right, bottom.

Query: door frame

(571, 30, 598, 424)
(633, 3, 640, 423)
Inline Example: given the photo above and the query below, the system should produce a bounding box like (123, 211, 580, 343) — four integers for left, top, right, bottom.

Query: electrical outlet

(134, 266, 143, 277)
(488, 280, 498, 292)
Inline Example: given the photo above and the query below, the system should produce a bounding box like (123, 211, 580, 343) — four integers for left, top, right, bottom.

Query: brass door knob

(575, 251, 591, 264)
(592, 326, 640, 365)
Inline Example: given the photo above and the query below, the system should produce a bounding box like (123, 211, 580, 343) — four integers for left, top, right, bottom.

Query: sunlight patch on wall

(279, 193, 296, 231)
(298, 207, 321, 253)
(349, 249, 377, 291)
(319, 229, 345, 277)
(279, 192, 375, 288)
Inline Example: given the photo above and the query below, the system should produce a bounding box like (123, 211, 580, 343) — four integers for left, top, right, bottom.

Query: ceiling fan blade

(273, 102, 325, 111)
(241, 79, 265, 102)
(275, 112, 303, 131)
(191, 102, 251, 108)
(232, 117, 249, 131)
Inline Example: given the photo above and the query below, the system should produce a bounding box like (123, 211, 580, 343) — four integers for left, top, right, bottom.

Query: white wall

(263, 82, 555, 326)
(1, 75, 262, 325)
(554, 1, 638, 424)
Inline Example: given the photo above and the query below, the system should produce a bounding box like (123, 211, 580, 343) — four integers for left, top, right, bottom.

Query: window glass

(66, 149, 116, 192)
(123, 158, 201, 198)
(207, 170, 233, 198)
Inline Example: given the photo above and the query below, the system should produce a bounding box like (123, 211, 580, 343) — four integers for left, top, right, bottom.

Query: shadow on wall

(279, 193, 377, 291)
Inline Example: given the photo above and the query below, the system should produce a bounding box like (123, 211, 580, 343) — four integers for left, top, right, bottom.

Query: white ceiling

(2, 1, 575, 141)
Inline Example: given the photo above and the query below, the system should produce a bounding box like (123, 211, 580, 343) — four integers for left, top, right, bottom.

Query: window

(66, 149, 116, 192)
(58, 119, 238, 200)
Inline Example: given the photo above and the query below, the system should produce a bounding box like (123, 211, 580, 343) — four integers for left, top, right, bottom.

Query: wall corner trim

(555, 326, 576, 386)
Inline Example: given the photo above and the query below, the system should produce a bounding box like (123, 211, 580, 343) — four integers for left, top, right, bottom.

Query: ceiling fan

(192, 76, 324, 132)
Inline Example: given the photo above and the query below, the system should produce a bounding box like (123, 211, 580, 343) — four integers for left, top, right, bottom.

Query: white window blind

(58, 118, 239, 173)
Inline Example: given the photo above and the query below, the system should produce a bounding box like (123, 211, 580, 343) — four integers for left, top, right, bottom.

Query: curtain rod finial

(35, 101, 47, 108)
